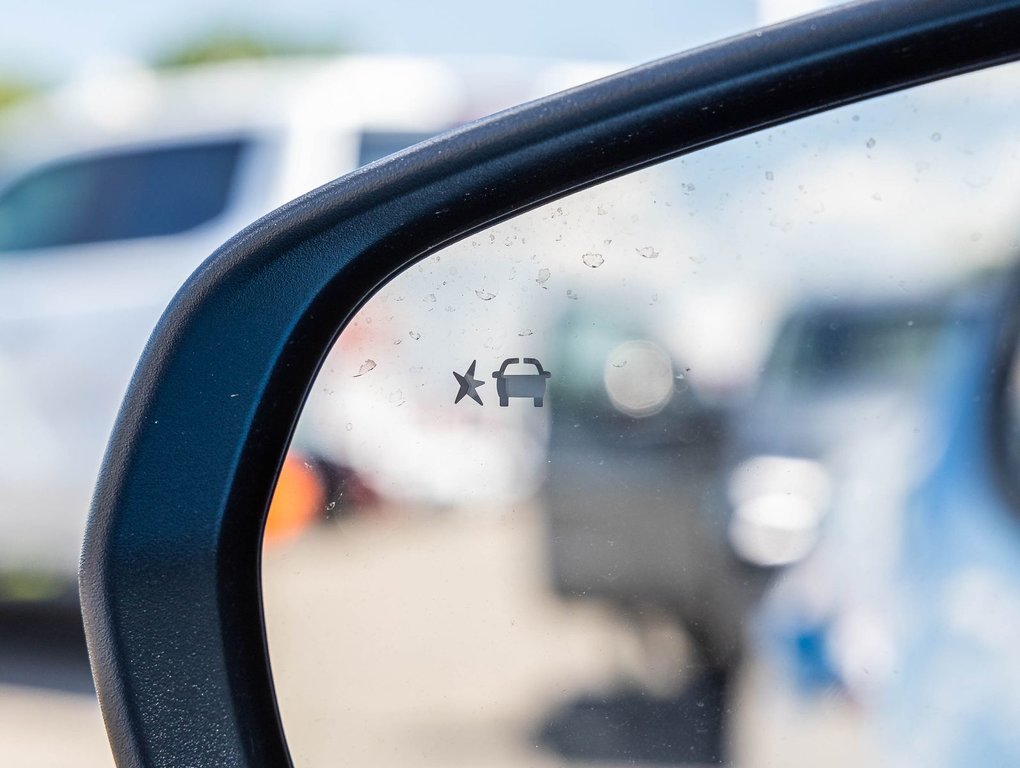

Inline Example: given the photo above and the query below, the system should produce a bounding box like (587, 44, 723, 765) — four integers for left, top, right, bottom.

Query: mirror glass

(264, 61, 1020, 768)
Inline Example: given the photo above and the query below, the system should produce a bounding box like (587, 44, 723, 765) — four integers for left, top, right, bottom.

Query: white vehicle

(0, 55, 615, 599)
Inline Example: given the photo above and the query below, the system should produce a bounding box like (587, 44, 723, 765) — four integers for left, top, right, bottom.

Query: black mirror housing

(79, 2, 1020, 765)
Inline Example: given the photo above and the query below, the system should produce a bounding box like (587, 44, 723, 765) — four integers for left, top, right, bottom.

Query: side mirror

(80, 2, 1020, 766)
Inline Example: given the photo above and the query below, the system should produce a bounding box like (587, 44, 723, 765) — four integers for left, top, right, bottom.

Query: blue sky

(0, 0, 775, 81)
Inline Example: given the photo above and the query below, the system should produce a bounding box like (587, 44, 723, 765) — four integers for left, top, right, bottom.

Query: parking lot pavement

(0, 503, 874, 767)
(263, 504, 649, 768)
(0, 604, 111, 767)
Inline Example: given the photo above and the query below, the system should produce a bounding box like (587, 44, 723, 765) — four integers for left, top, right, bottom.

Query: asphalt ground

(0, 504, 874, 767)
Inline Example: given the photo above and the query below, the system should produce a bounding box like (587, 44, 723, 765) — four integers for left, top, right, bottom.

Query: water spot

(931, 131, 942, 142)
(409, 331, 421, 340)
(866, 137, 876, 149)
(566, 289, 579, 300)
(393, 339, 402, 345)
(354, 360, 376, 377)
(536, 268, 551, 286)
(852, 114, 860, 122)
(872, 192, 883, 201)
(326, 501, 336, 511)
(971, 231, 982, 242)
(604, 239, 613, 246)
(345, 423, 353, 431)
(596, 205, 608, 215)
(475, 289, 496, 300)
(635, 246, 659, 259)
(611, 359, 627, 368)
(518, 329, 533, 337)
(582, 252, 605, 269)
(508, 267, 517, 280)
(445, 305, 456, 312)
(423, 293, 436, 303)
(907, 320, 914, 327)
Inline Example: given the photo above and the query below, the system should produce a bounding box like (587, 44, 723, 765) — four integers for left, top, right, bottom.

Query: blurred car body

(0, 55, 614, 599)
(725, 296, 955, 569)
(541, 288, 987, 673)
(752, 280, 1016, 767)
(542, 304, 754, 670)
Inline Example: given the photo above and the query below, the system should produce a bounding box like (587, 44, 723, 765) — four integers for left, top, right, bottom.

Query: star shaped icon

(453, 360, 485, 405)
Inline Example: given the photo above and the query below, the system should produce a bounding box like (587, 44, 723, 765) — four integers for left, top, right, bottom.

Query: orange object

(264, 454, 326, 548)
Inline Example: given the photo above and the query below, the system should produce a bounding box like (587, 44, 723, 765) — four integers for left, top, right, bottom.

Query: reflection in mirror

(264, 61, 1020, 768)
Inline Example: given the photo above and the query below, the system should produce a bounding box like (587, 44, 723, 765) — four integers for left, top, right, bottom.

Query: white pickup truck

(0, 55, 613, 599)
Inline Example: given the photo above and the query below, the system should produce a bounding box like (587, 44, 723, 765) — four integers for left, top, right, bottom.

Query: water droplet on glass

(326, 501, 336, 511)
(596, 205, 608, 215)
(423, 293, 436, 303)
(475, 289, 496, 301)
(566, 289, 579, 300)
(931, 131, 942, 142)
(582, 252, 605, 269)
(635, 246, 659, 259)
(345, 422, 353, 431)
(765, 170, 774, 181)
(409, 331, 421, 340)
(393, 339, 402, 345)
(354, 360, 376, 377)
(866, 137, 876, 149)
(518, 329, 533, 337)
(536, 268, 551, 285)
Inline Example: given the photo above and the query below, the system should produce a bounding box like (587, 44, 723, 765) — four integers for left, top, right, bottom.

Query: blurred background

(6, 2, 1020, 767)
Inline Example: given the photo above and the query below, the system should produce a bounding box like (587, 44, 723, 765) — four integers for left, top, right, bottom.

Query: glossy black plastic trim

(80, 1, 1020, 766)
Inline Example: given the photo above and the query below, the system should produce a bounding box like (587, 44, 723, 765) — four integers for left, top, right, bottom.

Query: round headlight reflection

(603, 340, 674, 417)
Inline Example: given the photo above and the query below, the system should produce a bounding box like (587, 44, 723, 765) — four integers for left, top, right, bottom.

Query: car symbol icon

(492, 357, 552, 407)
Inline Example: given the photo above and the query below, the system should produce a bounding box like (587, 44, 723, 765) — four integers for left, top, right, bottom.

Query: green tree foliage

(153, 30, 347, 69)
(0, 78, 35, 112)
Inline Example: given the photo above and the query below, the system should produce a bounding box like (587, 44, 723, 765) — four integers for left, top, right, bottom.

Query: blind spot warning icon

(492, 358, 551, 407)
(453, 360, 485, 405)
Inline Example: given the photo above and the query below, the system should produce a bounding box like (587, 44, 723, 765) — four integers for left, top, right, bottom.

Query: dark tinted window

(357, 131, 435, 167)
(762, 307, 945, 393)
(0, 139, 245, 251)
